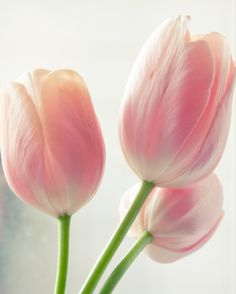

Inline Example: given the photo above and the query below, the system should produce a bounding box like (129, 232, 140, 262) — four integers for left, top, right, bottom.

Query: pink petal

(40, 69, 105, 215)
(147, 175, 223, 252)
(158, 33, 235, 186)
(160, 67, 235, 187)
(16, 69, 50, 108)
(203, 33, 234, 103)
(120, 16, 191, 177)
(145, 215, 222, 263)
(0, 82, 59, 216)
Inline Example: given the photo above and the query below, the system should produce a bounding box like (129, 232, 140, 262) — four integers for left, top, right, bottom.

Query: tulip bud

(120, 16, 235, 187)
(0, 69, 105, 217)
(120, 174, 223, 263)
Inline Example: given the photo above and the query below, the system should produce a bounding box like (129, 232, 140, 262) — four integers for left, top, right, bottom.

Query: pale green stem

(54, 214, 71, 294)
(79, 180, 154, 294)
(99, 231, 153, 294)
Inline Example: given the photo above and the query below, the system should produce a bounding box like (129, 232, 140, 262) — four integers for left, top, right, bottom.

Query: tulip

(0, 69, 105, 217)
(119, 174, 223, 263)
(120, 16, 235, 187)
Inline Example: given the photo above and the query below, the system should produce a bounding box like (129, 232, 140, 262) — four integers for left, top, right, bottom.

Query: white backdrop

(0, 0, 235, 293)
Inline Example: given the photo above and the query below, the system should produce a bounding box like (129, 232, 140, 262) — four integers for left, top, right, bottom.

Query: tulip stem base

(79, 180, 154, 294)
(99, 230, 153, 294)
(54, 214, 71, 294)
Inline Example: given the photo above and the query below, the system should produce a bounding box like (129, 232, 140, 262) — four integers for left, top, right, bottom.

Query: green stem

(54, 214, 71, 294)
(79, 180, 154, 294)
(99, 231, 153, 294)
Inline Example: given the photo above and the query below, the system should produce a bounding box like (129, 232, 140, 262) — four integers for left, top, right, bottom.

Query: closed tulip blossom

(119, 174, 223, 263)
(120, 16, 235, 187)
(0, 69, 105, 217)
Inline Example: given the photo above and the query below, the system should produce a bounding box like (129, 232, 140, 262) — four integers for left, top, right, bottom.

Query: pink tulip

(0, 69, 105, 217)
(120, 16, 235, 187)
(120, 174, 223, 263)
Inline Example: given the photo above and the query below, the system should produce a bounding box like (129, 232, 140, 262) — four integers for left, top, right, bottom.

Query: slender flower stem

(79, 180, 154, 294)
(54, 214, 71, 294)
(99, 231, 153, 294)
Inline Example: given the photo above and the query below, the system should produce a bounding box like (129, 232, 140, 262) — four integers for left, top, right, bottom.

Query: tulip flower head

(120, 16, 235, 187)
(0, 69, 105, 217)
(120, 174, 223, 263)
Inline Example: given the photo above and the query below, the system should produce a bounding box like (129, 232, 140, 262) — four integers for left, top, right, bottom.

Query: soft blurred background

(0, 0, 235, 293)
